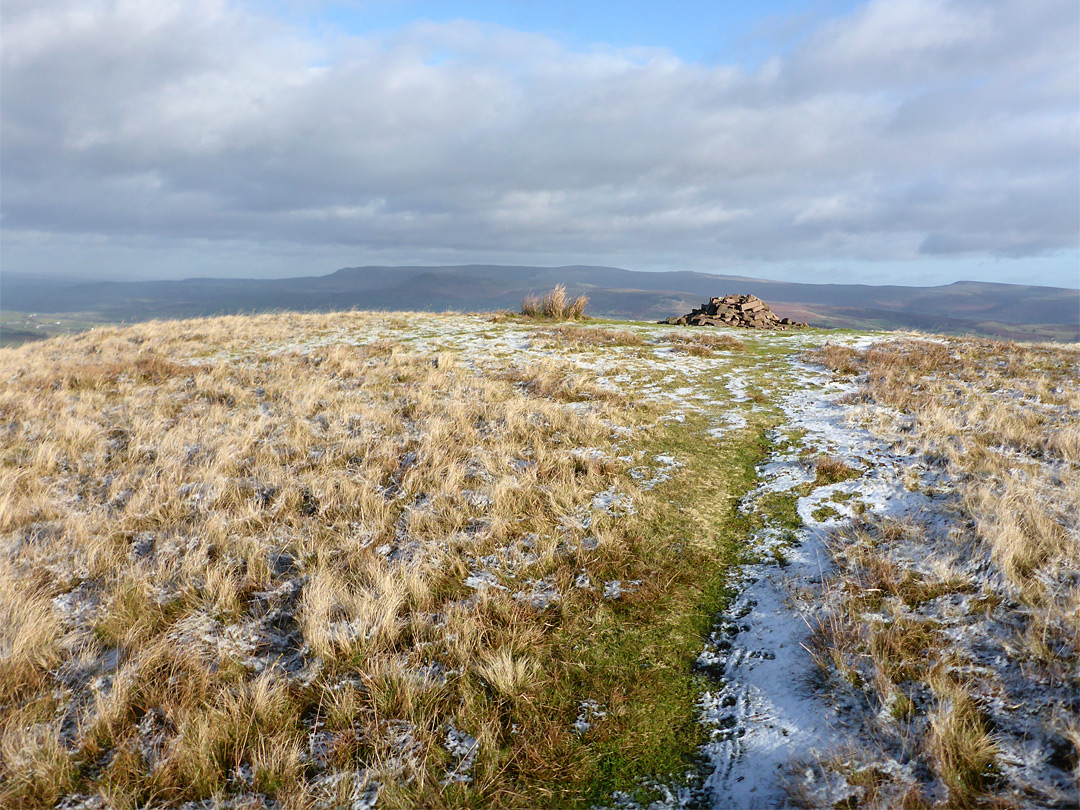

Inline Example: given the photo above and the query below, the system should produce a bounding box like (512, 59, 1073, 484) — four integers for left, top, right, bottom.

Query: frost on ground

(3, 311, 1075, 808)
(698, 348, 870, 809)
(697, 335, 1079, 809)
(787, 339, 1080, 809)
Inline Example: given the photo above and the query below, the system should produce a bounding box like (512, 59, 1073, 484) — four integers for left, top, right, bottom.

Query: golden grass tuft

(539, 326, 644, 347)
(812, 454, 861, 486)
(0, 574, 62, 704)
(475, 647, 539, 698)
(521, 284, 589, 320)
(925, 679, 1000, 808)
(661, 331, 746, 356)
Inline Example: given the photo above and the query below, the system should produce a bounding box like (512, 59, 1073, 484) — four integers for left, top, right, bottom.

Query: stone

(658, 294, 808, 330)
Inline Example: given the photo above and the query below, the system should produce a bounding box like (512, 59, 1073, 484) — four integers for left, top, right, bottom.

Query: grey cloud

(1, 0, 1077, 281)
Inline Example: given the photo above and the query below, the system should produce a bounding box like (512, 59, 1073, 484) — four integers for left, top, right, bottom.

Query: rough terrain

(1, 313, 1076, 808)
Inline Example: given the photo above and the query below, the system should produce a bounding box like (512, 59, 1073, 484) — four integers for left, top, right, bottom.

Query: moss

(811, 505, 841, 522)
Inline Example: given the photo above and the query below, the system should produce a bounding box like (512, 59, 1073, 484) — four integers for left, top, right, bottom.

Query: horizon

(2, 0, 1078, 288)
(7, 261, 1079, 291)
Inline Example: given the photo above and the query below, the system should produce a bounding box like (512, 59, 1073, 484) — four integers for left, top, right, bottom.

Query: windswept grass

(660, 331, 746, 356)
(521, 285, 590, 321)
(0, 310, 772, 808)
(799, 336, 1080, 808)
(537, 326, 644, 348)
(811, 454, 862, 486)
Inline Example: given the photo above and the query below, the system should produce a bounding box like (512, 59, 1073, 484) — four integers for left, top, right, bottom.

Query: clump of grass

(521, 284, 589, 321)
(0, 575, 61, 706)
(503, 356, 624, 402)
(539, 326, 644, 347)
(811, 343, 863, 375)
(926, 676, 999, 807)
(475, 648, 538, 699)
(812, 454, 861, 486)
(662, 332, 745, 356)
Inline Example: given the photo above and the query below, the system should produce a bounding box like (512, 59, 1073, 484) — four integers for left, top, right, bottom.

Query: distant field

(0, 311, 117, 348)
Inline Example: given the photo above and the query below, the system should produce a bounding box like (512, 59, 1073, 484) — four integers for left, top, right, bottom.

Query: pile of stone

(660, 294, 807, 330)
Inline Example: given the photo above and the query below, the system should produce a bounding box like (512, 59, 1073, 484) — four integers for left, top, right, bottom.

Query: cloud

(1, 0, 1077, 282)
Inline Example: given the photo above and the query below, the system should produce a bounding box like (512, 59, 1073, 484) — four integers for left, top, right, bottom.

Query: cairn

(660, 294, 807, 330)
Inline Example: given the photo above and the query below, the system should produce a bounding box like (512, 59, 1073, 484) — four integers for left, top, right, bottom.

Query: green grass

(542, 411, 774, 804)
(0, 310, 120, 347)
(527, 337, 804, 804)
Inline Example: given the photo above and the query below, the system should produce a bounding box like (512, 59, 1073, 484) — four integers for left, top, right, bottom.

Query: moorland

(1, 290, 1077, 808)
(3, 265, 1079, 346)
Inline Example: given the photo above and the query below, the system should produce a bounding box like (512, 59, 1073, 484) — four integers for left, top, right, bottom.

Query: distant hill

(2, 265, 1077, 341)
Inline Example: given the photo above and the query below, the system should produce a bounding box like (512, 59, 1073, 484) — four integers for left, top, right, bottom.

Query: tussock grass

(538, 326, 644, 348)
(801, 335, 1080, 808)
(661, 331, 746, 356)
(521, 285, 590, 321)
(925, 676, 1000, 807)
(0, 311, 767, 808)
(503, 356, 625, 402)
(812, 454, 861, 486)
(814, 343, 863, 375)
(476, 648, 539, 698)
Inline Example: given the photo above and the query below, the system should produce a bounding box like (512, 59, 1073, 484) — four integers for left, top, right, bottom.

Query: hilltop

(1, 310, 1076, 808)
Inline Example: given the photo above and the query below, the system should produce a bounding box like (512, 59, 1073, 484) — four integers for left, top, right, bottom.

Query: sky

(2, 0, 1078, 288)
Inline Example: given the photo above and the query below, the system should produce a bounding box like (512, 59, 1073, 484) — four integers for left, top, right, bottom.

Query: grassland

(0, 311, 802, 808)
(0, 311, 118, 348)
(1, 313, 1076, 809)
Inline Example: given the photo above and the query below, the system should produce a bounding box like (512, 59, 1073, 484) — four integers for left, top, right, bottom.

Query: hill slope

(2, 265, 1077, 340)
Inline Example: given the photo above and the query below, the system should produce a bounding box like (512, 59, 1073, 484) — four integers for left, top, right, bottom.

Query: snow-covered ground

(695, 339, 940, 808)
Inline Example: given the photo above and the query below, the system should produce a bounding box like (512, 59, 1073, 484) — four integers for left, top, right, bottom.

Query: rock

(658, 294, 808, 330)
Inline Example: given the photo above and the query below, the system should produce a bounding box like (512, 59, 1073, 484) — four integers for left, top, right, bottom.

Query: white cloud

(1, 0, 1076, 283)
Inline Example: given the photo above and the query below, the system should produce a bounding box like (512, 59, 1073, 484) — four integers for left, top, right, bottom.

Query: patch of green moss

(811, 505, 841, 522)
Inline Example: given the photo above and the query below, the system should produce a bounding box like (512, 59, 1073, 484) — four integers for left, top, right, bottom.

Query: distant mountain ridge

(3, 265, 1077, 341)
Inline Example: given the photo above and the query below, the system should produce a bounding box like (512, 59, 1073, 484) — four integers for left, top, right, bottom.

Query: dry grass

(925, 674, 1000, 807)
(811, 454, 861, 486)
(0, 311, 680, 807)
(503, 356, 625, 403)
(520, 285, 589, 321)
(804, 520, 1004, 808)
(537, 326, 644, 348)
(855, 339, 1080, 609)
(661, 331, 746, 356)
(813, 343, 863, 376)
(800, 335, 1080, 808)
